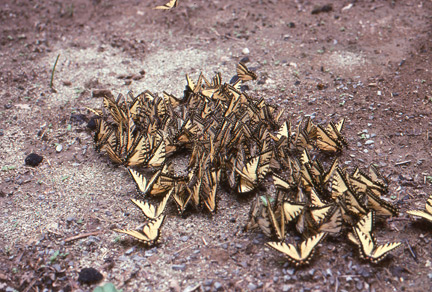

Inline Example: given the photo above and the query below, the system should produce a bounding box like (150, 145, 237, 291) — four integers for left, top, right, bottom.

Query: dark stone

(288, 22, 295, 28)
(311, 4, 333, 14)
(87, 118, 97, 130)
(92, 89, 113, 98)
(240, 56, 250, 63)
(25, 153, 43, 167)
(77, 267, 103, 284)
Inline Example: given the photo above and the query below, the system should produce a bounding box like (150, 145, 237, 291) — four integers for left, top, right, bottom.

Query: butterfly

(265, 195, 285, 241)
(256, 196, 284, 241)
(154, 0, 178, 10)
(282, 200, 305, 222)
(316, 125, 343, 153)
(317, 206, 342, 234)
(352, 226, 401, 264)
(114, 215, 166, 245)
(236, 62, 258, 81)
(148, 140, 167, 167)
(172, 181, 192, 214)
(94, 119, 116, 151)
(364, 189, 399, 217)
(266, 232, 327, 266)
(352, 166, 388, 194)
(202, 169, 220, 213)
(236, 151, 272, 193)
(407, 194, 432, 223)
(347, 211, 375, 245)
(130, 189, 172, 221)
(128, 168, 162, 196)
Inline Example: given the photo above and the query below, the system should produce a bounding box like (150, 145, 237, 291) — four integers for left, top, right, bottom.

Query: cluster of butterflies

(89, 62, 404, 265)
(246, 154, 402, 266)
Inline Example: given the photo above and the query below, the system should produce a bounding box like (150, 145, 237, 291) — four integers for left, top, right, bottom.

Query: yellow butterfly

(236, 62, 257, 81)
(266, 232, 327, 266)
(154, 0, 178, 10)
(114, 215, 166, 245)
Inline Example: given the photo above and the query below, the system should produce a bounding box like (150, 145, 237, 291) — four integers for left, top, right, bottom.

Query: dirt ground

(1, 0, 432, 291)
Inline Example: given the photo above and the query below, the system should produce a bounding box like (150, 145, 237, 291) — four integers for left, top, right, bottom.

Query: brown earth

(0, 0, 432, 291)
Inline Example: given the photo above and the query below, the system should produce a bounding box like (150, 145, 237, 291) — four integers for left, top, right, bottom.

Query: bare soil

(1, 0, 432, 291)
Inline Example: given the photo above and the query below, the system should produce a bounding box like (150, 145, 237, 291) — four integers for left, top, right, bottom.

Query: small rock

(169, 280, 181, 292)
(92, 89, 113, 98)
(52, 264, 62, 273)
(203, 279, 213, 286)
(87, 117, 97, 130)
(214, 282, 223, 290)
(365, 140, 374, 145)
(242, 48, 250, 55)
(118, 256, 128, 261)
(56, 144, 63, 152)
(77, 267, 103, 284)
(247, 283, 257, 290)
(132, 255, 145, 261)
(4, 104, 12, 109)
(25, 153, 43, 167)
(355, 280, 363, 290)
(240, 56, 250, 63)
(172, 264, 186, 271)
(180, 235, 189, 242)
(125, 247, 135, 255)
(66, 216, 75, 223)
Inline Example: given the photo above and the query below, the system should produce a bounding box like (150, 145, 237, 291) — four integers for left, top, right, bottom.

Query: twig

(23, 278, 37, 292)
(405, 240, 417, 261)
(50, 54, 60, 89)
(64, 231, 102, 243)
(395, 160, 411, 166)
(201, 236, 208, 245)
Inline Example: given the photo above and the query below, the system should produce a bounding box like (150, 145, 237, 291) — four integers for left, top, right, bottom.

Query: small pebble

(180, 235, 189, 242)
(125, 247, 135, 255)
(242, 48, 250, 55)
(52, 264, 62, 273)
(240, 56, 250, 63)
(169, 280, 181, 292)
(214, 282, 223, 290)
(247, 283, 257, 291)
(56, 144, 63, 152)
(365, 140, 374, 145)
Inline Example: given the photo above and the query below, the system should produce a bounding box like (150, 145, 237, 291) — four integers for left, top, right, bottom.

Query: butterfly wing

(282, 201, 305, 222)
(236, 62, 257, 81)
(154, 0, 178, 9)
